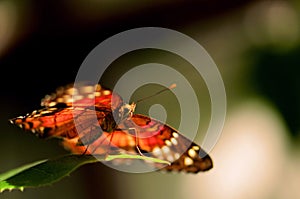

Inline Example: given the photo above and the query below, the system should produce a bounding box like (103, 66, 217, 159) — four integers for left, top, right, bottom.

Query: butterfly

(10, 83, 213, 173)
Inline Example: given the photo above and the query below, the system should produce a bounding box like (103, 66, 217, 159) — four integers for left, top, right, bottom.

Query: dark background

(1, 0, 299, 198)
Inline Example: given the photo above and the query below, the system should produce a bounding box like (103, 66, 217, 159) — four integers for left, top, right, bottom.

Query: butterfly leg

(77, 125, 99, 155)
(128, 127, 145, 156)
(81, 145, 90, 156)
(106, 132, 115, 156)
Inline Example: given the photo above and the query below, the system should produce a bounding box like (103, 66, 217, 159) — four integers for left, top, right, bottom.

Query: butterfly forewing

(41, 83, 123, 110)
(10, 83, 119, 140)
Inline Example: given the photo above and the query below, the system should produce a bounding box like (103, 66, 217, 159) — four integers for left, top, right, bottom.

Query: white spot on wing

(94, 92, 101, 97)
(33, 114, 41, 118)
(40, 110, 52, 114)
(65, 97, 74, 103)
(170, 137, 178, 145)
(103, 90, 111, 95)
(184, 157, 194, 166)
(192, 145, 200, 151)
(48, 101, 57, 107)
(95, 84, 101, 91)
(172, 132, 179, 138)
(56, 97, 64, 103)
(152, 147, 163, 159)
(162, 146, 170, 154)
(188, 148, 197, 158)
(165, 140, 172, 146)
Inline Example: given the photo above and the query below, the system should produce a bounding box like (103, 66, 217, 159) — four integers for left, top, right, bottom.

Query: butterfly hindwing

(122, 114, 213, 173)
(61, 114, 213, 173)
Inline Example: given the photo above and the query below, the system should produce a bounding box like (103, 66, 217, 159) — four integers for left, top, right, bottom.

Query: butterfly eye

(119, 107, 131, 119)
(118, 103, 135, 120)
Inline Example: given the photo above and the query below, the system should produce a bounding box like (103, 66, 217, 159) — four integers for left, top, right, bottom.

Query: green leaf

(0, 155, 98, 192)
(0, 154, 169, 192)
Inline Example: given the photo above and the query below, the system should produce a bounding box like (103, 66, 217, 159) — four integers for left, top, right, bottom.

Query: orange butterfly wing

(10, 83, 121, 140)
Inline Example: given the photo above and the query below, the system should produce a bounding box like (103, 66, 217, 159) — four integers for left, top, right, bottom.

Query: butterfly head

(118, 103, 136, 121)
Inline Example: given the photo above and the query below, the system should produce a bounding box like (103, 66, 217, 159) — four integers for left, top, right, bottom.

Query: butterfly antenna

(136, 83, 176, 104)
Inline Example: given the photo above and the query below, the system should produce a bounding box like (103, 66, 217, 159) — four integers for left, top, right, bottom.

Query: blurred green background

(1, 0, 300, 198)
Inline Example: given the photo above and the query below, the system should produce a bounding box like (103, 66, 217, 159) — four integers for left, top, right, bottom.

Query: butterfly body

(10, 83, 213, 173)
